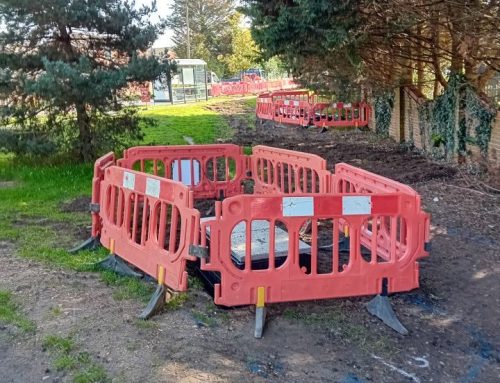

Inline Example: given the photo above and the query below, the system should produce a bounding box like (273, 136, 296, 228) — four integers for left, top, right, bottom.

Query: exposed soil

(1, 98, 499, 383)
(60, 196, 91, 213)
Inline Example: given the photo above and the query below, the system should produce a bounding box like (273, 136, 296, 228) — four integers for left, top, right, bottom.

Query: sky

(136, 0, 174, 48)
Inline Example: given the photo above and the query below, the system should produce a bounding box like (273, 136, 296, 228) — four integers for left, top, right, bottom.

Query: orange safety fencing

(117, 144, 247, 200)
(87, 144, 429, 334)
(99, 166, 199, 291)
(210, 79, 299, 97)
(257, 91, 372, 128)
(250, 145, 330, 194)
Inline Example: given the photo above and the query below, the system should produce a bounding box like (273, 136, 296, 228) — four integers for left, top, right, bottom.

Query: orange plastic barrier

(91, 152, 115, 238)
(87, 145, 428, 335)
(332, 163, 430, 263)
(256, 91, 371, 128)
(312, 102, 371, 128)
(221, 82, 248, 96)
(117, 144, 247, 200)
(210, 79, 299, 98)
(99, 165, 199, 290)
(251, 145, 330, 194)
(256, 93, 274, 120)
(199, 190, 426, 307)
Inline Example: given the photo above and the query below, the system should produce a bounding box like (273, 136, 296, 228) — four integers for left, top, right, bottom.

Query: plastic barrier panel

(312, 102, 371, 128)
(256, 93, 274, 120)
(91, 152, 116, 238)
(332, 163, 430, 264)
(99, 166, 199, 290)
(274, 99, 312, 126)
(256, 91, 371, 128)
(251, 145, 330, 194)
(200, 192, 424, 307)
(117, 144, 247, 200)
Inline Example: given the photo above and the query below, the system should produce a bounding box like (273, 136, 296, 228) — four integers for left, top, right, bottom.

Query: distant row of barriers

(75, 144, 429, 337)
(256, 90, 371, 128)
(210, 79, 298, 97)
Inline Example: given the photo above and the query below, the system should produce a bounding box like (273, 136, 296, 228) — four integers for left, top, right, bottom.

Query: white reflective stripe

(146, 178, 161, 198)
(345, 103, 352, 108)
(342, 196, 371, 215)
(283, 196, 314, 217)
(123, 172, 135, 190)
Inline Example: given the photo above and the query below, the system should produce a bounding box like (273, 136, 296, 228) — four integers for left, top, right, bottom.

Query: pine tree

(0, 0, 168, 161)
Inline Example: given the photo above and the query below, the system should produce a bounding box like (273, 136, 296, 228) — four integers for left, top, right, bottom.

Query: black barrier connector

(69, 236, 100, 254)
(138, 284, 166, 320)
(366, 277, 408, 335)
(95, 254, 143, 278)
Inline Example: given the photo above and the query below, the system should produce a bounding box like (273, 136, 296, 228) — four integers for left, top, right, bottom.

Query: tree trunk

(76, 104, 93, 162)
(416, 25, 424, 92)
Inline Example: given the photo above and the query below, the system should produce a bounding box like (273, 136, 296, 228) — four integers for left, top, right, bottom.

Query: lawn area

(140, 97, 248, 145)
(0, 97, 251, 303)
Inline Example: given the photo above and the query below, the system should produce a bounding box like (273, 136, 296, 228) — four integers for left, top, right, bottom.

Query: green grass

(140, 99, 233, 145)
(0, 290, 36, 332)
(42, 335, 110, 383)
(165, 292, 189, 310)
(42, 335, 75, 353)
(0, 97, 256, 314)
(244, 97, 257, 109)
(0, 158, 152, 304)
(99, 270, 155, 303)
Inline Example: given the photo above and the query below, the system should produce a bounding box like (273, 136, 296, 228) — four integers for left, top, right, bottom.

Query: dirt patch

(1, 99, 499, 382)
(207, 100, 456, 184)
(60, 196, 91, 213)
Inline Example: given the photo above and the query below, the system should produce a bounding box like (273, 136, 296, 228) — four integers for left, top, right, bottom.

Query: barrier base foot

(96, 254, 143, 278)
(254, 307, 267, 338)
(138, 284, 166, 320)
(69, 236, 100, 254)
(367, 295, 408, 335)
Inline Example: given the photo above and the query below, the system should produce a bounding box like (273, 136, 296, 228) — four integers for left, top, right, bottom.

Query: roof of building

(175, 59, 207, 66)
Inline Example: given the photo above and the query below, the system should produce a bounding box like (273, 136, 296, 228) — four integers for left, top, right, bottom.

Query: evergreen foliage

(418, 74, 496, 159)
(0, 0, 169, 161)
(374, 92, 394, 137)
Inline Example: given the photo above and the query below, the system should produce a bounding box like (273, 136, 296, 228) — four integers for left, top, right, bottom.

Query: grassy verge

(140, 98, 234, 145)
(0, 290, 35, 332)
(42, 335, 110, 383)
(0, 98, 243, 302)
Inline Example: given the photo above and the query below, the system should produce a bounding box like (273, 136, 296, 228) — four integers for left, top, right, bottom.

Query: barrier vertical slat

(141, 199, 148, 245)
(158, 202, 166, 248)
(169, 207, 178, 254)
(390, 217, 397, 262)
(245, 221, 251, 271)
(311, 218, 318, 275)
(371, 216, 378, 264)
(333, 218, 339, 274)
(269, 220, 276, 270)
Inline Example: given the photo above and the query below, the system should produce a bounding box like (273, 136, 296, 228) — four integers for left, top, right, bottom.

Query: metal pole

(186, 2, 191, 59)
(204, 65, 208, 101)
